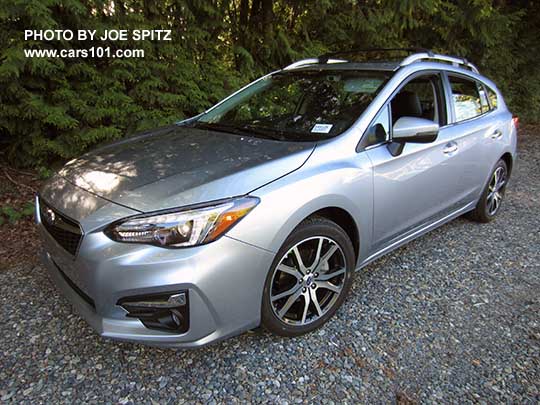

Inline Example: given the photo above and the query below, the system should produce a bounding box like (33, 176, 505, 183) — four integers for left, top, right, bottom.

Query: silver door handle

(443, 142, 458, 154)
(491, 130, 503, 139)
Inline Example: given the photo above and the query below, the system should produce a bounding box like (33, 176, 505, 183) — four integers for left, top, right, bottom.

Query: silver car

(37, 50, 517, 347)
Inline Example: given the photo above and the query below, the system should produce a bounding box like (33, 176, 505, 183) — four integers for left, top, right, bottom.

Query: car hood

(57, 125, 315, 213)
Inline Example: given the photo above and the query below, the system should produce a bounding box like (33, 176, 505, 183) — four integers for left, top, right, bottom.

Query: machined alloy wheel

(486, 166, 507, 216)
(261, 217, 355, 336)
(467, 159, 509, 223)
(270, 236, 346, 325)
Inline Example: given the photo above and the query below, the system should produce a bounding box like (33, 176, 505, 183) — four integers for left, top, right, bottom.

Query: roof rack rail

(400, 52, 479, 73)
(317, 47, 430, 64)
(283, 48, 479, 73)
(283, 47, 428, 70)
(283, 58, 346, 70)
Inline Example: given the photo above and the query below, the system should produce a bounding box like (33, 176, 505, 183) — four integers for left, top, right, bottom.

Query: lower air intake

(117, 291, 190, 333)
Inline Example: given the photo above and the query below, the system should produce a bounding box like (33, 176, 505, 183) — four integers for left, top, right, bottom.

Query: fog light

(117, 291, 189, 333)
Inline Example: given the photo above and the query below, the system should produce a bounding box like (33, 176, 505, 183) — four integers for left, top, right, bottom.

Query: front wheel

(468, 159, 508, 223)
(261, 217, 355, 337)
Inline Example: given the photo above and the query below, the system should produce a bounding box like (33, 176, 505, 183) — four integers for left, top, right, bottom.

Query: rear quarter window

(487, 86, 498, 110)
(478, 85, 490, 113)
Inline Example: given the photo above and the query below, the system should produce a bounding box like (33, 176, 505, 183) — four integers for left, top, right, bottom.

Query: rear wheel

(261, 217, 355, 337)
(468, 159, 508, 223)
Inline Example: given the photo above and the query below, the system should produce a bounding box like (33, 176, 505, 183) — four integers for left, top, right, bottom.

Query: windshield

(191, 70, 390, 141)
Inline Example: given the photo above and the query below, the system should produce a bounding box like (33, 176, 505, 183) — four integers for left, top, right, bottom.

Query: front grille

(39, 198, 82, 256)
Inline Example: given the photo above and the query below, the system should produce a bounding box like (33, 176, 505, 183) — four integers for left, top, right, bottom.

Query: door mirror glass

(392, 116, 439, 143)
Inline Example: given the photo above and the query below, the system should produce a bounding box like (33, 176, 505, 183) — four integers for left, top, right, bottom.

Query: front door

(365, 72, 469, 249)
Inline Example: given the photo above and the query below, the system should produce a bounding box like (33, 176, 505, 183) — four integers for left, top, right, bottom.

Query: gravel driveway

(1, 130, 539, 404)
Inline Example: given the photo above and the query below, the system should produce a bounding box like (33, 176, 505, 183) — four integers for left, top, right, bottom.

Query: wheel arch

(300, 207, 360, 262)
(500, 152, 513, 178)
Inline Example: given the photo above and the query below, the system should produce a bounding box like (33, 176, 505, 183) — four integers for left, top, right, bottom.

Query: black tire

(467, 159, 508, 223)
(261, 216, 355, 337)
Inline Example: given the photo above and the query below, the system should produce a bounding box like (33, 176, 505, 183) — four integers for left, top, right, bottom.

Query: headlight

(105, 196, 259, 247)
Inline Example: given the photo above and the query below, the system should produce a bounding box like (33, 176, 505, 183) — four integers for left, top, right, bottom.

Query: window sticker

(311, 123, 333, 133)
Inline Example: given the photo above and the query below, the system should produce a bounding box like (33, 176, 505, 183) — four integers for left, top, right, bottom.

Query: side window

(364, 105, 390, 147)
(390, 74, 445, 126)
(361, 74, 445, 150)
(487, 86, 498, 110)
(449, 76, 483, 122)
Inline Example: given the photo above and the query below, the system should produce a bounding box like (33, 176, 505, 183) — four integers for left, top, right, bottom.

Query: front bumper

(38, 213, 274, 348)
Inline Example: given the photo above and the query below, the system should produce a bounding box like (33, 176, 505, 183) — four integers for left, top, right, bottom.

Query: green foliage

(37, 165, 54, 180)
(0, 201, 35, 225)
(0, 0, 538, 167)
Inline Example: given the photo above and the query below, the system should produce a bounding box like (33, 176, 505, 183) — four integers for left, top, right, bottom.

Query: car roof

(282, 50, 480, 75)
(279, 56, 502, 99)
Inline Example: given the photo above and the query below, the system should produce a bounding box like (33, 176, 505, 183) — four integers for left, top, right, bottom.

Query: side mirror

(392, 117, 439, 143)
(387, 117, 439, 156)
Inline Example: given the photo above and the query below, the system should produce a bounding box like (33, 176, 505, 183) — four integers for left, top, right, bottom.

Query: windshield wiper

(192, 121, 284, 141)
(191, 121, 245, 135)
(238, 124, 286, 141)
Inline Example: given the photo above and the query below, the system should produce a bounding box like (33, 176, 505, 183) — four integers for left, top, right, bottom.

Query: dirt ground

(0, 166, 42, 269)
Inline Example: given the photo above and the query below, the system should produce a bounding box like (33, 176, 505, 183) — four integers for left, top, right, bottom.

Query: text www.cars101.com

(24, 47, 144, 58)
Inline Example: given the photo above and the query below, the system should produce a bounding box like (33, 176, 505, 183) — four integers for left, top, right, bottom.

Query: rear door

(364, 72, 470, 250)
(440, 73, 495, 202)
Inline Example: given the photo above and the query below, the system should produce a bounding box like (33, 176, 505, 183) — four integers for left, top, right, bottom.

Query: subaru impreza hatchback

(37, 50, 517, 347)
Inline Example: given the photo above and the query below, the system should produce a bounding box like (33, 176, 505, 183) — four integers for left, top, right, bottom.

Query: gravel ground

(1, 131, 539, 404)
